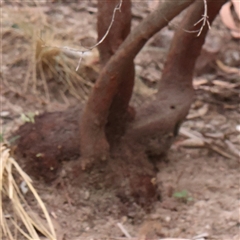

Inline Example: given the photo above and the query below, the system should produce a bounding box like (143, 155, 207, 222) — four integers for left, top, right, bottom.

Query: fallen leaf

(205, 132, 225, 139)
(216, 59, 240, 75)
(212, 79, 238, 88)
(223, 104, 238, 109)
(177, 138, 205, 147)
(225, 139, 240, 157)
(180, 128, 237, 159)
(193, 78, 208, 88)
(220, 2, 240, 39)
(210, 145, 237, 159)
(210, 86, 234, 98)
(187, 104, 208, 119)
(231, 29, 240, 38)
(180, 128, 205, 140)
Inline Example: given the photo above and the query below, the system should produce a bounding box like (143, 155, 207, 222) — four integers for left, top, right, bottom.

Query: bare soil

(1, 1, 240, 239)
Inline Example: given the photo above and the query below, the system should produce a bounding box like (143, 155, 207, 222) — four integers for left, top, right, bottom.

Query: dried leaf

(212, 79, 238, 89)
(220, 2, 238, 31)
(205, 132, 225, 139)
(180, 128, 236, 159)
(193, 78, 208, 87)
(220, 2, 240, 38)
(210, 86, 234, 98)
(216, 60, 240, 75)
(178, 138, 205, 147)
(187, 104, 208, 119)
(231, 29, 240, 38)
(180, 128, 205, 140)
(223, 104, 238, 109)
(210, 145, 237, 159)
(225, 139, 240, 157)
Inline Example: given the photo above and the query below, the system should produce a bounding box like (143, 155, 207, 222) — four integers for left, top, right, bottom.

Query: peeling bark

(80, 0, 195, 163)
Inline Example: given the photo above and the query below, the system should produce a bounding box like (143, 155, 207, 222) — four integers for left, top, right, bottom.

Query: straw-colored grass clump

(3, 3, 97, 102)
(0, 144, 56, 240)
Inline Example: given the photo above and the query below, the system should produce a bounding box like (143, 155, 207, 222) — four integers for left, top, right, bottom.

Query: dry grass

(1, 3, 99, 238)
(0, 144, 56, 240)
(1, 4, 99, 237)
(2, 2, 96, 103)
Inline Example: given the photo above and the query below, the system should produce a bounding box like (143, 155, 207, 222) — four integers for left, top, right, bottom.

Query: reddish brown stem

(97, 0, 135, 142)
(80, 0, 195, 162)
(127, 0, 227, 157)
(97, 0, 131, 66)
(158, 0, 227, 90)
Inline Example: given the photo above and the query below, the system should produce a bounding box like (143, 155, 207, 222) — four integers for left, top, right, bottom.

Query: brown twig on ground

(117, 222, 132, 238)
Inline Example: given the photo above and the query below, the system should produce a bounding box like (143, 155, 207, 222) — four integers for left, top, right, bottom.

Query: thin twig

(41, 0, 123, 71)
(76, 52, 84, 71)
(184, 0, 210, 36)
(117, 222, 132, 238)
(87, 0, 123, 50)
(225, 140, 240, 158)
(23, 54, 32, 93)
(39, 61, 50, 101)
(195, 0, 210, 36)
(32, 34, 37, 93)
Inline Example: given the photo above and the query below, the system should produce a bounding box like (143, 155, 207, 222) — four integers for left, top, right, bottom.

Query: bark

(97, 0, 131, 66)
(97, 0, 135, 143)
(80, 0, 195, 163)
(126, 0, 227, 157)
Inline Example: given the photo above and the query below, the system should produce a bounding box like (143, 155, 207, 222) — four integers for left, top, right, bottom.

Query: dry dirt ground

(1, 1, 240, 240)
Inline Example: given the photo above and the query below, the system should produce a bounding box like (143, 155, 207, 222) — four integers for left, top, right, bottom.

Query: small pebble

(20, 181, 28, 194)
(121, 216, 128, 223)
(236, 125, 240, 132)
(0, 111, 10, 117)
(165, 216, 171, 222)
(84, 190, 90, 200)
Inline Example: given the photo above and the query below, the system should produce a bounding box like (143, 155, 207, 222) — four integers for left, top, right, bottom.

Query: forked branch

(184, 0, 211, 36)
(80, 0, 195, 163)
